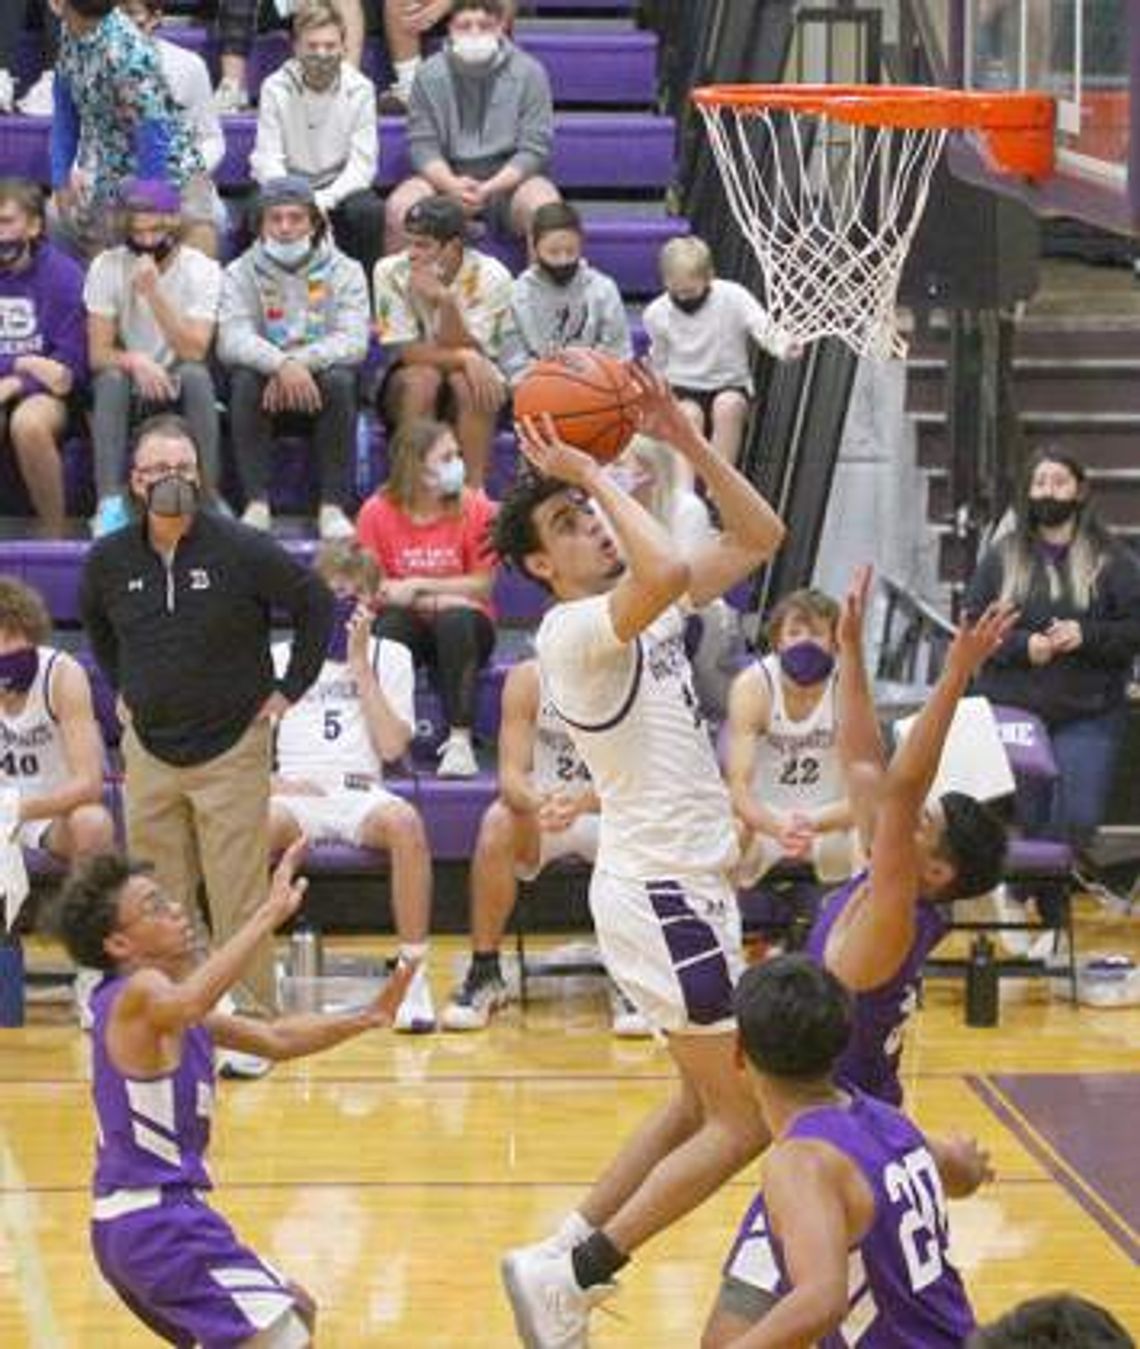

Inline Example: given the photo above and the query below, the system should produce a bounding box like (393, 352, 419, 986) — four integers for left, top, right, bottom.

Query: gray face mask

(300, 52, 341, 88)
(147, 475, 200, 518)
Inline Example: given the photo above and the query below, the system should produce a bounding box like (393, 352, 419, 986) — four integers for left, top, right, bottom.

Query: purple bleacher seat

(1004, 837, 1076, 876)
(493, 566, 548, 626)
(992, 704, 1060, 783)
(417, 773, 498, 860)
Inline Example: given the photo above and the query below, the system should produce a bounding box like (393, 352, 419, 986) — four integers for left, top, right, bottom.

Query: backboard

(951, 0, 1138, 235)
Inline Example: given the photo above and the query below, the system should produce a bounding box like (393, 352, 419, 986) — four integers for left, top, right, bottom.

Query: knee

(370, 798, 428, 854)
(317, 366, 358, 402)
(447, 369, 475, 408)
(476, 799, 517, 858)
(8, 397, 62, 445)
(175, 362, 215, 395)
(713, 391, 750, 423)
(67, 803, 115, 857)
(94, 367, 131, 398)
(393, 365, 441, 411)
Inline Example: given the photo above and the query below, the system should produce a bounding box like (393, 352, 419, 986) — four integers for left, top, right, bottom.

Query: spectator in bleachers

(355, 416, 497, 778)
(385, 0, 558, 252)
(51, 0, 205, 258)
(80, 411, 334, 1030)
(374, 194, 511, 486)
(270, 540, 437, 1031)
(0, 0, 60, 117)
(643, 235, 792, 466)
(442, 656, 649, 1037)
(218, 175, 368, 539)
(86, 178, 222, 538)
(499, 201, 630, 385)
(213, 0, 370, 112)
(250, 0, 384, 279)
(725, 587, 858, 895)
(115, 0, 225, 256)
(0, 576, 114, 865)
(965, 448, 1140, 922)
(380, 0, 517, 111)
(0, 178, 86, 537)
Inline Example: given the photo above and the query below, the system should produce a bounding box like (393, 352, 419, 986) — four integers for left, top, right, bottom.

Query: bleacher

(1, 0, 688, 928)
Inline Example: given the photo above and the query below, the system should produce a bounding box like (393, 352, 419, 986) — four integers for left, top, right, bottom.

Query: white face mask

(431, 458, 466, 498)
(263, 235, 313, 268)
(450, 33, 499, 66)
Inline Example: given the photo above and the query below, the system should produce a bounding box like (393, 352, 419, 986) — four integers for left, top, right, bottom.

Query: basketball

(513, 348, 643, 463)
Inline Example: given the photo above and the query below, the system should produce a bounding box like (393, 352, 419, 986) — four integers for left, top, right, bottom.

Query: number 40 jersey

(0, 647, 70, 800)
(735, 1092, 975, 1347)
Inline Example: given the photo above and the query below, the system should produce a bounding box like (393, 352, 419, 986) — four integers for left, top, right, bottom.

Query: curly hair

(0, 577, 51, 646)
(491, 472, 572, 589)
(46, 854, 153, 973)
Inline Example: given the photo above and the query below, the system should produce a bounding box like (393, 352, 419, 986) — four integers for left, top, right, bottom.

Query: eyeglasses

(120, 887, 184, 926)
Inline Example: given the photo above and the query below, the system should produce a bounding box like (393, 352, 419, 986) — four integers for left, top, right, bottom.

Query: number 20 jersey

(748, 1093, 974, 1347)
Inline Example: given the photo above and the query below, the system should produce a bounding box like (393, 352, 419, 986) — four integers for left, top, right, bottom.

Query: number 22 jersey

(742, 1092, 974, 1347)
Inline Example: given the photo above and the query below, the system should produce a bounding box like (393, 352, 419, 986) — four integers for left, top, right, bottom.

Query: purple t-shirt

(0, 244, 87, 394)
(808, 871, 949, 1106)
(90, 975, 215, 1197)
(755, 1093, 975, 1348)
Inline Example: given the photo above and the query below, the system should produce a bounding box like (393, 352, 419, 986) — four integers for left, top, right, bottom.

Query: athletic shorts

(589, 869, 743, 1035)
(272, 786, 400, 846)
(92, 1188, 299, 1348)
(671, 385, 752, 433)
(516, 814, 599, 882)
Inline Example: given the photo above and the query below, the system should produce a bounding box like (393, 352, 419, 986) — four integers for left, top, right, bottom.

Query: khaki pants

(123, 718, 275, 1013)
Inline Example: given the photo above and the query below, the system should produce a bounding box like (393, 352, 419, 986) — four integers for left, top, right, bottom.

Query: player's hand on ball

(515, 413, 601, 488)
(367, 956, 418, 1027)
(266, 837, 309, 925)
(627, 361, 692, 448)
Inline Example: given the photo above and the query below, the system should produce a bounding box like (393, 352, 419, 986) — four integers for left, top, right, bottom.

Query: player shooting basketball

(493, 363, 785, 1346)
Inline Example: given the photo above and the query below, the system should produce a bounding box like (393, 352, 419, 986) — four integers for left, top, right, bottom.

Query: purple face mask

(327, 593, 360, 662)
(0, 647, 38, 695)
(779, 640, 834, 686)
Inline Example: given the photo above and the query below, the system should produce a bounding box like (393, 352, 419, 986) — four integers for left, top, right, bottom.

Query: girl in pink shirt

(356, 417, 498, 777)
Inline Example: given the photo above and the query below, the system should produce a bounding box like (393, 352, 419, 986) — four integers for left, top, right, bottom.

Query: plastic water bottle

(291, 921, 323, 980)
(0, 937, 25, 1028)
(354, 412, 375, 502)
(965, 934, 999, 1028)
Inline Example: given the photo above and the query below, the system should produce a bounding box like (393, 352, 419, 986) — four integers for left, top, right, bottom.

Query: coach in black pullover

(80, 412, 333, 1018)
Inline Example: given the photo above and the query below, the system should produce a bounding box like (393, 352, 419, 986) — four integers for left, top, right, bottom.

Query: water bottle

(354, 412, 375, 502)
(0, 936, 25, 1029)
(965, 934, 999, 1028)
(290, 921, 323, 980)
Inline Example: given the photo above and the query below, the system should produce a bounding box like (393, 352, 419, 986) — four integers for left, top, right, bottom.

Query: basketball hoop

(692, 84, 1055, 360)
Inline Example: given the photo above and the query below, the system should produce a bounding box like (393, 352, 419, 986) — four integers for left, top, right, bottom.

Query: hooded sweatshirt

(407, 38, 554, 180)
(501, 260, 631, 381)
(217, 235, 370, 376)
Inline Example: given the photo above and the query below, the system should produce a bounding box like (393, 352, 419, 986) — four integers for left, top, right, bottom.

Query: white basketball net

(697, 102, 948, 361)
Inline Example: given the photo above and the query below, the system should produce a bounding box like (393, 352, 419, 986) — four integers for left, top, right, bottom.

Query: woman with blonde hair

(355, 417, 498, 777)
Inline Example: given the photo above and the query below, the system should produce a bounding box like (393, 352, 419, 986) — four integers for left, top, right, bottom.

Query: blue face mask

(779, 640, 835, 686)
(0, 647, 38, 694)
(263, 236, 313, 268)
(432, 458, 466, 498)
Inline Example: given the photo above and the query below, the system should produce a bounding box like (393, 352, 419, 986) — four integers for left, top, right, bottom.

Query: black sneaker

(441, 961, 508, 1031)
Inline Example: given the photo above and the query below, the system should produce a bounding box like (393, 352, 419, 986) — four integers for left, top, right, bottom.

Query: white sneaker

(501, 1245, 614, 1349)
(16, 70, 53, 117)
(394, 961, 436, 1034)
(441, 961, 509, 1031)
(74, 967, 102, 1032)
(213, 77, 251, 114)
(318, 503, 355, 540)
(437, 734, 478, 778)
(242, 500, 271, 531)
(0, 70, 15, 115)
(217, 1048, 272, 1079)
(607, 982, 652, 1039)
(534, 1211, 595, 1259)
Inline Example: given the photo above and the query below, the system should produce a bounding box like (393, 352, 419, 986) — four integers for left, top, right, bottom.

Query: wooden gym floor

(1, 899, 1138, 1347)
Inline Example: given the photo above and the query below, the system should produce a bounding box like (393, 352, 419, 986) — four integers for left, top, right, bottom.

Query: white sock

(393, 57, 419, 95)
(448, 728, 472, 745)
(553, 1210, 595, 1248)
(398, 941, 428, 966)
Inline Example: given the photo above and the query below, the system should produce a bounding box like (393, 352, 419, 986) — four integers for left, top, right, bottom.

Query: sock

(472, 950, 502, 979)
(571, 1231, 628, 1290)
(393, 57, 419, 95)
(397, 941, 428, 967)
(553, 1210, 594, 1250)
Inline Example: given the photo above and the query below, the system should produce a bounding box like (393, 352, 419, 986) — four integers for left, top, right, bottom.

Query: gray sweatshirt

(500, 261, 631, 381)
(407, 39, 554, 180)
(217, 236, 370, 376)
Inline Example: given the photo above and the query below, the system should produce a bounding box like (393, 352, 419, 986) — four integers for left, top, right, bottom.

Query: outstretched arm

(827, 604, 1016, 992)
(516, 413, 689, 643)
(835, 567, 887, 853)
(928, 1133, 994, 1200)
(628, 366, 786, 606)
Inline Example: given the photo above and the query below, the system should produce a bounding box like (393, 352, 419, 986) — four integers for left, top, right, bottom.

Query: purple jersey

(807, 871, 949, 1106)
(745, 1094, 975, 1348)
(90, 975, 215, 1197)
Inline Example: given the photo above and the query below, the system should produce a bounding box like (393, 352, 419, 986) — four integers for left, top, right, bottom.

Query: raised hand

(626, 360, 691, 448)
(837, 565, 873, 650)
(264, 836, 309, 925)
(938, 1132, 995, 1197)
(947, 601, 1018, 676)
(515, 413, 601, 489)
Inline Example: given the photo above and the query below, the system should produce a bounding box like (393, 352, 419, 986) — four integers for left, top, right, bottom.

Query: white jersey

(272, 637, 415, 786)
(533, 673, 593, 796)
(0, 647, 71, 800)
(749, 653, 843, 811)
(536, 597, 737, 881)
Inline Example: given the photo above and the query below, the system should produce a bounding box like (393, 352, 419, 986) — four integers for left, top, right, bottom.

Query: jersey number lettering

(323, 709, 343, 741)
(779, 756, 820, 787)
(884, 1147, 949, 1293)
(0, 750, 38, 777)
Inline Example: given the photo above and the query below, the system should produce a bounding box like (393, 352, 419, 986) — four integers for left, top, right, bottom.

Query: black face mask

(537, 258, 580, 288)
(0, 239, 28, 270)
(147, 475, 199, 518)
(127, 236, 177, 264)
(671, 289, 711, 316)
(1027, 496, 1080, 529)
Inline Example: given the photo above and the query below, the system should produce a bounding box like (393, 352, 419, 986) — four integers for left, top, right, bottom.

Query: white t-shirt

(0, 648, 71, 801)
(749, 654, 844, 814)
(535, 597, 737, 880)
(272, 637, 415, 786)
(643, 278, 777, 393)
(83, 245, 222, 369)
